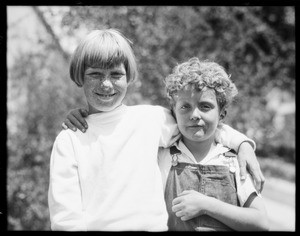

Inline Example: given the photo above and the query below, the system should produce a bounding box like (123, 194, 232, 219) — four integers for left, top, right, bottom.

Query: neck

(182, 135, 216, 162)
(88, 103, 123, 115)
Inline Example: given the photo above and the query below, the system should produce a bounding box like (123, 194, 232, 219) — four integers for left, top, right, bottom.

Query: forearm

(159, 107, 181, 147)
(216, 124, 256, 152)
(204, 197, 268, 231)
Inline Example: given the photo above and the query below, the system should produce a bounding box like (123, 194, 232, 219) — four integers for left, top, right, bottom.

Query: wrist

(202, 195, 215, 216)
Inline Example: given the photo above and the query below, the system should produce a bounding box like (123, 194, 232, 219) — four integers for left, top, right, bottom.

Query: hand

(62, 108, 89, 132)
(171, 190, 209, 221)
(237, 142, 265, 193)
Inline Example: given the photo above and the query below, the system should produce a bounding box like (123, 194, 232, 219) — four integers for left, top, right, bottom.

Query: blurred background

(7, 6, 295, 231)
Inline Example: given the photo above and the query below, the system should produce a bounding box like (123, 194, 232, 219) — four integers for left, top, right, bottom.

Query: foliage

(58, 6, 295, 159)
(7, 6, 295, 230)
(259, 157, 295, 183)
(7, 26, 85, 230)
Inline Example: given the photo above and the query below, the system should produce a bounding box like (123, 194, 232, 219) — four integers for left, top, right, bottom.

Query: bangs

(70, 29, 138, 87)
(83, 37, 127, 69)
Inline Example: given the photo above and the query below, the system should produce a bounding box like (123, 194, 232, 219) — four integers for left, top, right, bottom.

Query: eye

(111, 73, 125, 80)
(199, 103, 213, 111)
(87, 72, 103, 79)
(180, 104, 191, 110)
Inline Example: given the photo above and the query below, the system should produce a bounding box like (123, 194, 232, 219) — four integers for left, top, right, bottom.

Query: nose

(190, 107, 201, 121)
(101, 79, 113, 91)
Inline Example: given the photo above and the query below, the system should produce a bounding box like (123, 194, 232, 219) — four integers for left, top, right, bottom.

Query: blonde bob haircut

(70, 29, 138, 87)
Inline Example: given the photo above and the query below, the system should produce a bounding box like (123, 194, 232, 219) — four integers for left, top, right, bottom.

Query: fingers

(175, 210, 185, 218)
(259, 172, 265, 193)
(236, 147, 266, 192)
(63, 118, 77, 132)
(172, 204, 185, 219)
(67, 109, 88, 133)
(172, 203, 182, 213)
(79, 108, 89, 118)
(173, 190, 193, 207)
(62, 122, 68, 130)
(237, 143, 264, 185)
(172, 191, 190, 214)
(174, 209, 192, 221)
(251, 168, 260, 192)
(249, 167, 266, 193)
(181, 215, 192, 221)
(171, 194, 194, 222)
(172, 196, 181, 206)
(172, 203, 192, 222)
(172, 195, 184, 213)
(237, 157, 247, 181)
(258, 175, 265, 193)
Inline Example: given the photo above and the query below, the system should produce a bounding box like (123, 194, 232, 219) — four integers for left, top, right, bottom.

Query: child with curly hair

(158, 57, 269, 231)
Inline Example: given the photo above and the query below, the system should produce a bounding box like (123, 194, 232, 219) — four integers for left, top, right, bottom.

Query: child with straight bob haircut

(49, 28, 265, 231)
(158, 57, 269, 231)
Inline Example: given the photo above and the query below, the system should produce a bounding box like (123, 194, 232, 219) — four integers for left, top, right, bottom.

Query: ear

(220, 109, 227, 121)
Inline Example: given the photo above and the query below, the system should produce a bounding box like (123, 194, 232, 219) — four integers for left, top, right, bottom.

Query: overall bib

(165, 146, 239, 231)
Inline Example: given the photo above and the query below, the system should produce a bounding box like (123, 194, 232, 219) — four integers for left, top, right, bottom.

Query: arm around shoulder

(216, 124, 265, 192)
(216, 123, 256, 152)
(158, 106, 180, 148)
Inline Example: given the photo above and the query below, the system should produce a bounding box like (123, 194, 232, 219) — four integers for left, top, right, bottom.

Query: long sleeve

(157, 106, 180, 148)
(48, 131, 87, 231)
(215, 124, 256, 152)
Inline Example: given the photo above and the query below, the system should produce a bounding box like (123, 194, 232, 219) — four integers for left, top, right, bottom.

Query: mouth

(95, 92, 116, 99)
(188, 125, 204, 129)
(189, 124, 202, 127)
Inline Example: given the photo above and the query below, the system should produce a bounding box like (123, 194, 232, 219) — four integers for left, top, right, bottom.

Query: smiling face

(173, 84, 224, 146)
(83, 63, 128, 114)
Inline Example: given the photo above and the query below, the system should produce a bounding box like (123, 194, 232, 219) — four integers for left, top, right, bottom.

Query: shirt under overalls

(158, 140, 259, 231)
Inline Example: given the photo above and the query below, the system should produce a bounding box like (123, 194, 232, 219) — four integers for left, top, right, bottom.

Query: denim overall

(165, 145, 239, 231)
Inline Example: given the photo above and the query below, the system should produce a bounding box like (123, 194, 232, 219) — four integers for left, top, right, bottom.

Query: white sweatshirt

(48, 104, 254, 231)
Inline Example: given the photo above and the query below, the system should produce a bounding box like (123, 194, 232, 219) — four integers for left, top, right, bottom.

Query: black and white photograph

(4, 5, 295, 231)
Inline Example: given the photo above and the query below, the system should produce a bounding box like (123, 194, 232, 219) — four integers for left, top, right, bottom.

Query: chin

(192, 137, 205, 142)
(193, 133, 205, 139)
(189, 132, 207, 141)
(184, 134, 202, 142)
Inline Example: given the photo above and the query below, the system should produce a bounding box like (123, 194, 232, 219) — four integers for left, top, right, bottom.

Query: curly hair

(164, 57, 238, 111)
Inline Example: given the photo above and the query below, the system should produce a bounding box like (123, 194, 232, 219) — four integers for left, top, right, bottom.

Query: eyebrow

(84, 68, 103, 74)
(88, 67, 125, 72)
(111, 69, 126, 73)
(176, 99, 190, 104)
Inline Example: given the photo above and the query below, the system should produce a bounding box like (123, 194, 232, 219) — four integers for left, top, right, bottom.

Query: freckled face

(173, 85, 221, 144)
(83, 64, 128, 114)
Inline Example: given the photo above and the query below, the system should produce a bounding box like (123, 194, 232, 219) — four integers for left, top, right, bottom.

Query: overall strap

(169, 145, 181, 155)
(223, 149, 237, 174)
(169, 145, 181, 166)
(223, 149, 237, 158)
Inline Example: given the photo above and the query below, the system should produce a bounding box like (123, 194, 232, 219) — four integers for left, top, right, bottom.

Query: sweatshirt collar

(86, 104, 127, 125)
